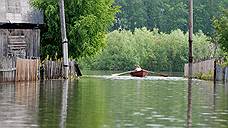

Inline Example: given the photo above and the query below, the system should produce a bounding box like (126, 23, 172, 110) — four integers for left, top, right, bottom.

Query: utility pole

(59, 0, 69, 79)
(188, 0, 193, 79)
(187, 0, 193, 128)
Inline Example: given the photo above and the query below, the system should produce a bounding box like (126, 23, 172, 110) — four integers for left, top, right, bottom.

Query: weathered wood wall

(0, 30, 8, 56)
(0, 29, 40, 58)
(24, 29, 40, 57)
(43, 60, 78, 80)
(0, 0, 43, 24)
(184, 59, 215, 79)
(0, 56, 16, 82)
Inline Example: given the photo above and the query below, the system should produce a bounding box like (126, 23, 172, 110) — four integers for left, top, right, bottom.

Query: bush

(79, 28, 222, 72)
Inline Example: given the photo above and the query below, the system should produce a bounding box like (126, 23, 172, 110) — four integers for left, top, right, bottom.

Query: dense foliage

(31, 0, 227, 72)
(113, 0, 228, 35)
(79, 28, 223, 72)
(213, 9, 228, 53)
(31, 0, 119, 59)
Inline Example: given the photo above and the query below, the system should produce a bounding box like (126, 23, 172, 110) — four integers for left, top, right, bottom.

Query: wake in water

(83, 75, 189, 81)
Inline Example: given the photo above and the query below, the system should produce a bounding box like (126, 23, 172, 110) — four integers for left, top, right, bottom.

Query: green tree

(213, 9, 228, 53)
(114, 0, 147, 30)
(114, 0, 227, 34)
(31, 0, 119, 59)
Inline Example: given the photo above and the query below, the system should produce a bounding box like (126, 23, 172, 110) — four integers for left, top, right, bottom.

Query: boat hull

(130, 70, 149, 77)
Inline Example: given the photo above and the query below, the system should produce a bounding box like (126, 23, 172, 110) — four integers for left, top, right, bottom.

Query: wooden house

(0, 0, 43, 82)
(0, 0, 43, 58)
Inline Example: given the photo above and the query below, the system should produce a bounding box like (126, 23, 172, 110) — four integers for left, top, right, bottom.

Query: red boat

(130, 69, 149, 77)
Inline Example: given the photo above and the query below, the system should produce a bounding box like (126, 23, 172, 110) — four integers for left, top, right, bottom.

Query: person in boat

(134, 65, 142, 71)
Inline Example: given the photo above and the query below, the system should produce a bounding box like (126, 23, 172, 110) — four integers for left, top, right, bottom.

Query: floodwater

(0, 75, 227, 128)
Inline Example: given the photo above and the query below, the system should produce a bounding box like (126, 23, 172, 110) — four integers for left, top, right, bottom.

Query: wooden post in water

(188, 0, 193, 79)
(59, 0, 69, 79)
(187, 0, 193, 127)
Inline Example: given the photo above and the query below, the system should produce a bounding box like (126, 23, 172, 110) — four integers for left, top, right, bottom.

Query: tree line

(112, 0, 228, 35)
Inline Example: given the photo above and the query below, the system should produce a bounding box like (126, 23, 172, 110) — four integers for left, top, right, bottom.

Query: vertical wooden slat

(23, 59, 26, 81)
(0, 30, 4, 56)
(32, 60, 34, 81)
(25, 59, 28, 81)
(29, 59, 31, 81)
(34, 60, 36, 81)
(37, 30, 40, 57)
(35, 59, 37, 81)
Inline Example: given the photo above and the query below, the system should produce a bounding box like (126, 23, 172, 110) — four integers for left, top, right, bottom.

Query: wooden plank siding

(0, 29, 40, 58)
(0, 30, 8, 56)
(0, 57, 16, 82)
(25, 29, 40, 57)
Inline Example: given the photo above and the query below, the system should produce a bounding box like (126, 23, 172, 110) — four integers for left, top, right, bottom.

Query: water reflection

(0, 77, 228, 128)
(38, 80, 71, 128)
(225, 80, 228, 96)
(60, 80, 68, 128)
(187, 78, 192, 128)
(213, 82, 217, 111)
(0, 82, 39, 127)
(15, 82, 39, 110)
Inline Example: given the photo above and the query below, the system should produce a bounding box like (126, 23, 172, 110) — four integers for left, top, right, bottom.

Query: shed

(0, 0, 43, 82)
(0, 0, 43, 58)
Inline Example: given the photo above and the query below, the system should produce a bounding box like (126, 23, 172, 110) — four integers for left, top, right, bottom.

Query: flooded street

(0, 76, 227, 128)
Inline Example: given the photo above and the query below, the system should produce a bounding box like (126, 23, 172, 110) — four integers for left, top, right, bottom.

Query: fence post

(214, 60, 216, 82)
(225, 67, 228, 81)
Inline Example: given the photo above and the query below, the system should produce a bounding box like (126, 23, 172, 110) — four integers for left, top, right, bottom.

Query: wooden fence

(42, 60, 79, 80)
(184, 59, 215, 79)
(1, 57, 81, 82)
(0, 57, 39, 82)
(225, 67, 228, 81)
(15, 58, 39, 82)
(184, 59, 228, 81)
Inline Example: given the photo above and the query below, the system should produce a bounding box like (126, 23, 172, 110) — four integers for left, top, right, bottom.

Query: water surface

(0, 76, 227, 128)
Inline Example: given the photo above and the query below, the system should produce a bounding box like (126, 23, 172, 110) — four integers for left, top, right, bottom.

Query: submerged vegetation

(194, 71, 214, 81)
(79, 28, 223, 72)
